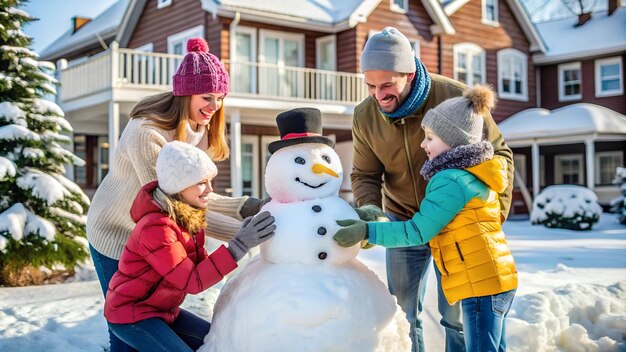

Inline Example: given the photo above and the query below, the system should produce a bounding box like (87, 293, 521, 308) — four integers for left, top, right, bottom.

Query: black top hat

(268, 108, 335, 154)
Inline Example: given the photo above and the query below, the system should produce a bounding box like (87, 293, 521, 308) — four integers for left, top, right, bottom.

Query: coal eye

(322, 155, 331, 164)
(295, 157, 305, 165)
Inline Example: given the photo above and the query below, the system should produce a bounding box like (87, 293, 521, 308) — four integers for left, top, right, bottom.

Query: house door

(259, 30, 304, 98)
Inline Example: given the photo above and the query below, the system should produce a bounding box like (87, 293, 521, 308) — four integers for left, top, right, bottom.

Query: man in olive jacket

(351, 27, 514, 352)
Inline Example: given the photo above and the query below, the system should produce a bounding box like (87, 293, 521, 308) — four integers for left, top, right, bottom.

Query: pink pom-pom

(187, 37, 209, 53)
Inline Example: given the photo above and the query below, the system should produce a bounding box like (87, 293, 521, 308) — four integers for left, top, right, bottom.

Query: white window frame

(167, 25, 204, 54)
(157, 0, 172, 9)
(259, 29, 305, 67)
(411, 40, 421, 60)
(482, 0, 499, 26)
(453, 43, 486, 85)
(595, 56, 623, 97)
(595, 151, 623, 185)
(497, 48, 528, 101)
(230, 26, 257, 94)
(241, 135, 260, 197)
(261, 136, 280, 197)
(316, 34, 336, 71)
(554, 154, 584, 184)
(390, 0, 408, 13)
(558, 62, 582, 101)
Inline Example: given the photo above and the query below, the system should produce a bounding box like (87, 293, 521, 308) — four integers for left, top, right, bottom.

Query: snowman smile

(295, 177, 326, 189)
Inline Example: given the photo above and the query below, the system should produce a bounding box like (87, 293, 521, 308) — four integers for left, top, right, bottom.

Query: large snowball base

(199, 256, 411, 352)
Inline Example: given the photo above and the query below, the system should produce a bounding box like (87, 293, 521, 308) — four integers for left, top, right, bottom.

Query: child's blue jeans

(461, 289, 516, 352)
(109, 309, 211, 352)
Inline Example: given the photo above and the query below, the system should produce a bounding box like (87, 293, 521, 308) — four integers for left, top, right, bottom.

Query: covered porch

(499, 103, 626, 215)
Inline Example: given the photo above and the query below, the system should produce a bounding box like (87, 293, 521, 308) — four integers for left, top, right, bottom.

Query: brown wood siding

(441, 0, 537, 123)
(336, 28, 358, 72)
(354, 0, 439, 73)
(539, 54, 626, 114)
(127, 0, 205, 52)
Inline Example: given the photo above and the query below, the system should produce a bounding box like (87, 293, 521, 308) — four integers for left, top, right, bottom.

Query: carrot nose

(312, 163, 339, 178)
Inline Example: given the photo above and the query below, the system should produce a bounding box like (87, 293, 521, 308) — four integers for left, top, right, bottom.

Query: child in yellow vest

(335, 85, 517, 352)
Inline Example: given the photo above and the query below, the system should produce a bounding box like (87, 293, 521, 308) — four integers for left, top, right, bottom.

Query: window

(241, 136, 260, 197)
(411, 40, 421, 59)
(558, 62, 581, 101)
(497, 49, 527, 101)
(453, 43, 485, 85)
(316, 35, 337, 100)
(555, 154, 584, 185)
(482, 0, 499, 25)
(157, 0, 172, 9)
(391, 0, 408, 13)
(596, 151, 623, 185)
(167, 25, 204, 79)
(231, 26, 257, 94)
(259, 30, 305, 97)
(513, 154, 527, 189)
(595, 57, 623, 97)
(261, 136, 280, 197)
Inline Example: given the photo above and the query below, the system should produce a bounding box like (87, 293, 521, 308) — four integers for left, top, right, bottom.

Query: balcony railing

(59, 42, 367, 104)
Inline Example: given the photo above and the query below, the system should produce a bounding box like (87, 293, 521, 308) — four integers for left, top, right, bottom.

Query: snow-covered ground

(1, 214, 625, 352)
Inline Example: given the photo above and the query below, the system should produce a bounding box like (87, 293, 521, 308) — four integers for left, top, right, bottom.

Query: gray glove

(239, 196, 272, 219)
(228, 211, 276, 261)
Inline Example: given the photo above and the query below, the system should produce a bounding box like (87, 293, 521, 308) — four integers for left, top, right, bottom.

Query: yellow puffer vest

(430, 156, 518, 304)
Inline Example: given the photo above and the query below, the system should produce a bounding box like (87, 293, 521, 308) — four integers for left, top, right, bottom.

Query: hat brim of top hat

(268, 136, 335, 154)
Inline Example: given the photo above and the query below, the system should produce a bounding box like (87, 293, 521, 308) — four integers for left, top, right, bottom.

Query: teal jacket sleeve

(367, 171, 470, 248)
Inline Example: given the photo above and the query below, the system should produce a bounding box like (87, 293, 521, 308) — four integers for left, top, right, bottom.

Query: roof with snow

(39, 0, 129, 60)
(533, 8, 626, 64)
(212, 0, 366, 24)
(499, 103, 626, 142)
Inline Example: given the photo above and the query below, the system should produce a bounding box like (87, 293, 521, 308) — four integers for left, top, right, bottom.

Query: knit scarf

(420, 141, 494, 181)
(382, 57, 431, 119)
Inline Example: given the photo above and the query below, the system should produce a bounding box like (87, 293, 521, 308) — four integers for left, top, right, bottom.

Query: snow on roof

(533, 8, 626, 63)
(499, 103, 626, 141)
(214, 0, 367, 24)
(39, 0, 129, 59)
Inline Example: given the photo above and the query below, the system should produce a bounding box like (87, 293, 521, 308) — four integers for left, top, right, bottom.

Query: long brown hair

(129, 91, 230, 161)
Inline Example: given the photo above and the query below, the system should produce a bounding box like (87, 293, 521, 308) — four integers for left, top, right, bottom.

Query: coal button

(312, 205, 322, 212)
(317, 227, 327, 235)
(318, 252, 327, 260)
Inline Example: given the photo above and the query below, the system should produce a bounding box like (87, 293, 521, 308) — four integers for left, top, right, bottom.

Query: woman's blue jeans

(89, 244, 137, 352)
(461, 289, 516, 352)
(109, 309, 211, 352)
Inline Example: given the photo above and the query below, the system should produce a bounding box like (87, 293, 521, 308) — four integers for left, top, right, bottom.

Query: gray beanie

(361, 27, 416, 73)
(422, 85, 496, 148)
(156, 141, 217, 195)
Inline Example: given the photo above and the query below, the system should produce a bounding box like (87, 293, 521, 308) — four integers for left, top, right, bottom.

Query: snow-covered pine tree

(0, 0, 89, 285)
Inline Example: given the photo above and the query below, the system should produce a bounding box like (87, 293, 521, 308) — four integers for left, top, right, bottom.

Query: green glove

(355, 204, 389, 222)
(334, 219, 368, 248)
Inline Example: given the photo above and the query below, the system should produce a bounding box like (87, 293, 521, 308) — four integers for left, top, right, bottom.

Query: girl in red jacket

(104, 141, 276, 352)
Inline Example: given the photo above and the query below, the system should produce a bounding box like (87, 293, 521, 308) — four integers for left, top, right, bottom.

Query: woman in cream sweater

(87, 38, 262, 352)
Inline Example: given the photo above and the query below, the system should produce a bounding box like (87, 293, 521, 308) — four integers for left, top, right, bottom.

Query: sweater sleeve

(350, 113, 385, 208)
(140, 225, 237, 295)
(368, 174, 469, 248)
(204, 210, 242, 242)
(483, 111, 514, 221)
(206, 193, 248, 220)
(126, 125, 168, 186)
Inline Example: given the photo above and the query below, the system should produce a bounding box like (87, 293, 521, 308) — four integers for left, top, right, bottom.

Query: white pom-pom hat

(156, 141, 217, 195)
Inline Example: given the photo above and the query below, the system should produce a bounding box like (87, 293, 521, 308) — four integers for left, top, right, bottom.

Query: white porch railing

(59, 42, 367, 104)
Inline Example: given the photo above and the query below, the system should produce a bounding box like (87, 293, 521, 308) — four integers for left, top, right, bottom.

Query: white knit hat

(156, 141, 218, 195)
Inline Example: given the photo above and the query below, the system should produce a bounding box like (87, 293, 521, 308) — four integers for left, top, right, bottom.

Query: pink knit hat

(172, 37, 229, 96)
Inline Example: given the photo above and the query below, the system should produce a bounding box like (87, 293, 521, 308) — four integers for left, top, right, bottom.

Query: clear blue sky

(22, 0, 118, 54)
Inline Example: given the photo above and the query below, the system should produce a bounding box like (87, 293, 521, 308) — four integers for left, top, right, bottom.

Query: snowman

(199, 108, 410, 352)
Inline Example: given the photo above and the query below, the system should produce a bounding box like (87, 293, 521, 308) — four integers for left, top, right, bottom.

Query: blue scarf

(381, 57, 431, 119)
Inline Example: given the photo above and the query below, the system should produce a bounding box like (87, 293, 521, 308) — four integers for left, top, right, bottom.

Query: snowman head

(265, 143, 343, 202)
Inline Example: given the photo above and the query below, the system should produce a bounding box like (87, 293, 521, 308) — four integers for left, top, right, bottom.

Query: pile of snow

(531, 185, 603, 230)
(508, 280, 626, 352)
